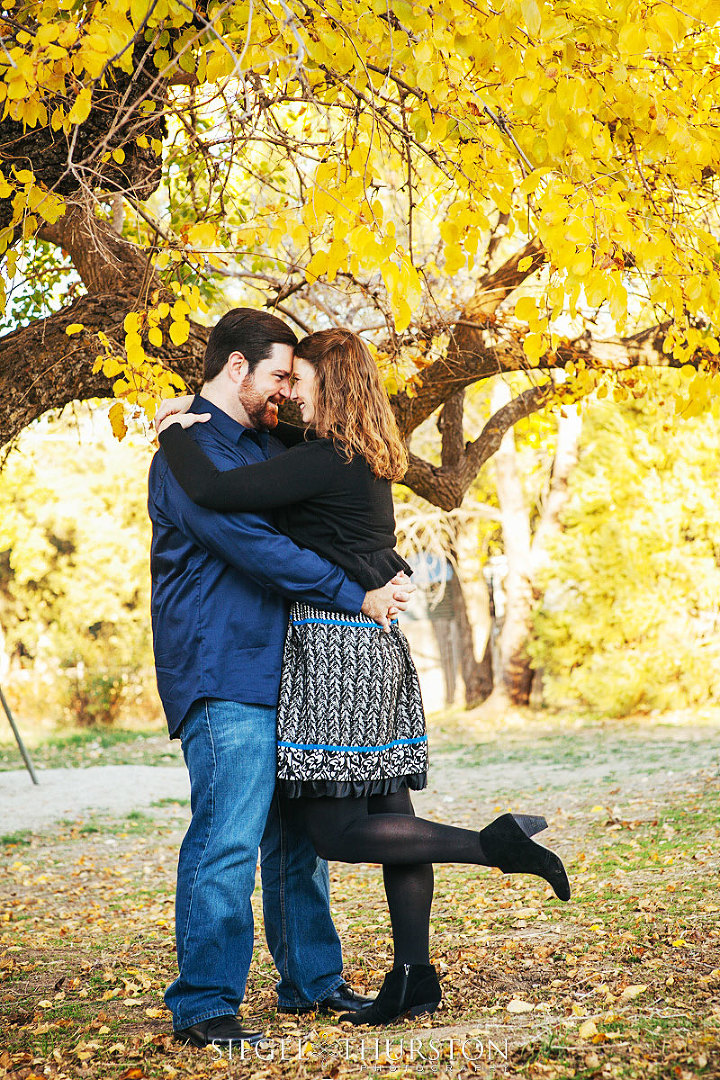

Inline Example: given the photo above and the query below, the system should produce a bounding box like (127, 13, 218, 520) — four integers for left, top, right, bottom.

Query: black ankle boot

(340, 964, 441, 1026)
(479, 813, 571, 902)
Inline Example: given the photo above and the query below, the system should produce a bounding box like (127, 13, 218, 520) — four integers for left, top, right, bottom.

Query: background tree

(530, 377, 720, 715)
(488, 382, 582, 706)
(0, 408, 158, 727)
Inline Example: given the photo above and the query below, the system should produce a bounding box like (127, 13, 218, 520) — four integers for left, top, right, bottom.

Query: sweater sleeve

(274, 421, 308, 447)
(158, 423, 330, 511)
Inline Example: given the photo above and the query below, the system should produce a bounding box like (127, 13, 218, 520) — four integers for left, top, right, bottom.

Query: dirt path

(0, 765, 189, 833)
(1, 715, 716, 836)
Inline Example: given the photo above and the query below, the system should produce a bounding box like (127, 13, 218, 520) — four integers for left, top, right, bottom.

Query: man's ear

(226, 351, 249, 382)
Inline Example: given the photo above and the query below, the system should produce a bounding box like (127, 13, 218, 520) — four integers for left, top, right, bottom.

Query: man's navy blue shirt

(148, 397, 366, 737)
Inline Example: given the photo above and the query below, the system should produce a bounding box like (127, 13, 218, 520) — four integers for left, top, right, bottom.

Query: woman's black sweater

(158, 422, 410, 590)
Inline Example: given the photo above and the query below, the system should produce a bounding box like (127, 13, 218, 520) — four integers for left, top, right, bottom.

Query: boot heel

(512, 814, 547, 837)
(479, 814, 571, 902)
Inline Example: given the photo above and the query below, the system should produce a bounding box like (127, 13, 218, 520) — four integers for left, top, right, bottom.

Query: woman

(156, 328, 570, 1025)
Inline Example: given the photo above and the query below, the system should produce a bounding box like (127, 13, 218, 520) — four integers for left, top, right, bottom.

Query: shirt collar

(191, 394, 267, 448)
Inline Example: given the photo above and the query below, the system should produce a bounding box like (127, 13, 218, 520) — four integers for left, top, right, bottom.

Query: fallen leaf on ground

(507, 998, 534, 1013)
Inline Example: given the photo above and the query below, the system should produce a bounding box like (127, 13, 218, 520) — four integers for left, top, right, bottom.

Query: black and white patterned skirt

(277, 602, 428, 798)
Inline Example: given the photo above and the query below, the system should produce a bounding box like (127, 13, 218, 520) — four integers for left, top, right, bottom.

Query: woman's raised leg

(295, 794, 570, 901)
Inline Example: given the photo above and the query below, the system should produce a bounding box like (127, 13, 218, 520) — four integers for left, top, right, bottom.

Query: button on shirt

(148, 397, 366, 737)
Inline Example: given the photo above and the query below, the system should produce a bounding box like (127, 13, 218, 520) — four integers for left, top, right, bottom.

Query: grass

(0, 829, 33, 846)
(0, 727, 182, 771)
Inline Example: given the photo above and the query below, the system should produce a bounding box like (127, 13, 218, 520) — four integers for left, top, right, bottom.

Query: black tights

(293, 789, 488, 967)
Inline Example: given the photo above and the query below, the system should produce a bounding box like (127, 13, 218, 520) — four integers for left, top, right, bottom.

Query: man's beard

(238, 375, 281, 430)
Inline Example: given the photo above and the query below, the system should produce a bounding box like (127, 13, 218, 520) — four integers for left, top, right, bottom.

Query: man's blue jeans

(164, 698, 344, 1029)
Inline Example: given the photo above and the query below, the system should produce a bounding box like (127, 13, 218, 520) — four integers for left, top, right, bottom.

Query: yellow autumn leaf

(618, 22, 647, 57)
(108, 402, 127, 441)
(507, 998, 534, 1013)
(130, 0, 155, 29)
(520, 0, 541, 35)
(67, 88, 92, 126)
(620, 984, 647, 1001)
(187, 221, 217, 248)
(103, 356, 124, 377)
(169, 319, 189, 346)
(57, 23, 78, 48)
(392, 298, 413, 334)
(36, 193, 65, 224)
(578, 1019, 598, 1040)
(65, 323, 84, 335)
(35, 23, 59, 47)
(651, 6, 682, 44)
(523, 332, 546, 364)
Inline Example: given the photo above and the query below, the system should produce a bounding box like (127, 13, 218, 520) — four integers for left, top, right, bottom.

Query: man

(148, 308, 412, 1048)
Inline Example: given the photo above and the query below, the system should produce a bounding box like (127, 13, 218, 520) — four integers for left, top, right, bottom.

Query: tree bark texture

(0, 47, 166, 233)
(0, 292, 207, 448)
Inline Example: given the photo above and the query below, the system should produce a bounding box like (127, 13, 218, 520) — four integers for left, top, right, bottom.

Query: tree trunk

(530, 403, 583, 579)
(448, 569, 493, 708)
(488, 384, 583, 708)
(490, 382, 535, 705)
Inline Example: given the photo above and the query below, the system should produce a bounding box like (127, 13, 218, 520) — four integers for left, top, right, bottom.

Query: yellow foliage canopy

(3, 0, 720, 425)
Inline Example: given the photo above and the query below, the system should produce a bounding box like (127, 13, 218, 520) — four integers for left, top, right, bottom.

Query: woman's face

(290, 356, 318, 424)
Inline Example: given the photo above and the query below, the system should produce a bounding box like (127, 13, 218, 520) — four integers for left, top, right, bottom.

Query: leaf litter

(1, 722, 719, 1079)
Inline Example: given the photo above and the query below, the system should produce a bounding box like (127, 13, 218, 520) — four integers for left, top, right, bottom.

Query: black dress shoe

(278, 983, 374, 1015)
(173, 1014, 264, 1047)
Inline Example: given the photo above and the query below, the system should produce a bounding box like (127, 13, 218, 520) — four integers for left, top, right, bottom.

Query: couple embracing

(148, 307, 570, 1049)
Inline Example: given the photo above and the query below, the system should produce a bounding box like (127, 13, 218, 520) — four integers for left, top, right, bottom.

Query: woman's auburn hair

(294, 328, 409, 482)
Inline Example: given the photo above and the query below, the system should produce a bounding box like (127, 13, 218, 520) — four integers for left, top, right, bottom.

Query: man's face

(237, 342, 294, 430)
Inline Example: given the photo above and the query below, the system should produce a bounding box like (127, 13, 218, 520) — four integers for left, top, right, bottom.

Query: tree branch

(460, 382, 554, 489)
(391, 237, 545, 435)
(438, 389, 465, 470)
(0, 56, 165, 235)
(0, 293, 207, 446)
(401, 382, 554, 510)
(37, 201, 160, 295)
